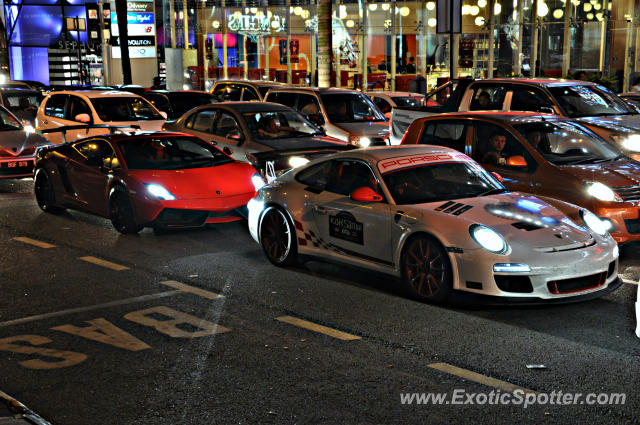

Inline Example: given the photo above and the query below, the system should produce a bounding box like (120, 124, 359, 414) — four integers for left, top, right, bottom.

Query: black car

(141, 90, 217, 119)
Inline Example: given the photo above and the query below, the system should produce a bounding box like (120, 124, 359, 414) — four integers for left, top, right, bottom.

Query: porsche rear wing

(246, 145, 357, 182)
(38, 124, 141, 144)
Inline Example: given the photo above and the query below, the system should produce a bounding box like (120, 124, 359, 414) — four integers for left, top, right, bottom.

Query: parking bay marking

(160, 280, 225, 300)
(79, 256, 130, 271)
(622, 279, 638, 285)
(428, 362, 536, 395)
(12, 237, 56, 249)
(276, 316, 361, 341)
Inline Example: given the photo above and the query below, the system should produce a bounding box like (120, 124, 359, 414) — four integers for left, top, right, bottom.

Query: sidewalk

(0, 391, 51, 425)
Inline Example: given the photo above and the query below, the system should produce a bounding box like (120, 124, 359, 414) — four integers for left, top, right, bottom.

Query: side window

(242, 86, 260, 101)
(213, 112, 243, 140)
(510, 87, 555, 113)
(145, 94, 171, 113)
(214, 84, 242, 101)
(419, 121, 468, 153)
(73, 140, 115, 164)
(425, 83, 453, 108)
(266, 92, 297, 108)
(192, 110, 217, 133)
(472, 122, 535, 171)
(297, 94, 321, 116)
(67, 96, 92, 122)
(327, 160, 380, 196)
(44, 94, 66, 118)
(469, 86, 507, 111)
(183, 112, 197, 129)
(295, 160, 333, 190)
(373, 97, 392, 114)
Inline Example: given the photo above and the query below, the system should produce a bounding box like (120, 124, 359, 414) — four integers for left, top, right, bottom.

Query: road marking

(275, 316, 361, 341)
(622, 279, 638, 285)
(428, 362, 536, 394)
(0, 291, 181, 328)
(79, 256, 129, 271)
(13, 236, 56, 249)
(160, 280, 225, 300)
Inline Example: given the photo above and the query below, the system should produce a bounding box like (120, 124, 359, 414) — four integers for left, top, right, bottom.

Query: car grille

(156, 208, 209, 227)
(624, 216, 640, 234)
(547, 271, 607, 295)
(495, 276, 533, 293)
(615, 185, 640, 201)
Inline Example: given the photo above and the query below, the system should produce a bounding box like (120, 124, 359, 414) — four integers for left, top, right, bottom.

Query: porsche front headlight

(621, 134, 640, 152)
(288, 156, 310, 168)
(349, 135, 371, 147)
(585, 182, 621, 202)
(252, 174, 266, 191)
(580, 209, 610, 236)
(469, 224, 508, 254)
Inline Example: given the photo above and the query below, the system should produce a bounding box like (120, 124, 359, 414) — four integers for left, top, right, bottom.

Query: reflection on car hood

(257, 135, 348, 151)
(559, 159, 640, 187)
(408, 192, 592, 248)
(333, 121, 390, 138)
(107, 120, 165, 131)
(0, 130, 49, 155)
(577, 115, 640, 133)
(129, 161, 256, 200)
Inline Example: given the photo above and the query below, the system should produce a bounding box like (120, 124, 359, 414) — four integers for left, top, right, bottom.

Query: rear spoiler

(39, 124, 141, 144)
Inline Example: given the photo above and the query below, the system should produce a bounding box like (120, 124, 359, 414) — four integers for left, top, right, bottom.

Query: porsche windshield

(382, 162, 504, 205)
(118, 137, 233, 170)
(512, 121, 621, 165)
(92, 97, 163, 121)
(245, 110, 321, 140)
(320, 93, 386, 123)
(547, 85, 636, 118)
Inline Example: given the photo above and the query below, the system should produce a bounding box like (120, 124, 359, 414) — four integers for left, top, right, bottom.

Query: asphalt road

(0, 178, 639, 425)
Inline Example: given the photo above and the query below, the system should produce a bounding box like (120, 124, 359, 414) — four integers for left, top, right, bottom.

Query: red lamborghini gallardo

(34, 132, 264, 234)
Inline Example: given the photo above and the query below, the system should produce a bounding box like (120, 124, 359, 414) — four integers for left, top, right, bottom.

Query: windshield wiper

(478, 188, 509, 197)
(592, 154, 626, 163)
(568, 156, 600, 165)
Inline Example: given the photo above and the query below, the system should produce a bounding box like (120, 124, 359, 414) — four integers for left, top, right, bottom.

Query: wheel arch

(257, 201, 297, 248)
(396, 229, 459, 287)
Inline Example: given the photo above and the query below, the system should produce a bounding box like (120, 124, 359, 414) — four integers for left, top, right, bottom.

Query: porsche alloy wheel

(34, 168, 64, 213)
(401, 234, 452, 302)
(109, 187, 142, 235)
(260, 207, 297, 266)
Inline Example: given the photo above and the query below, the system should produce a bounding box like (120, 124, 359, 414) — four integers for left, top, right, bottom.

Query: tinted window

(0, 107, 22, 130)
(320, 93, 385, 123)
(469, 86, 507, 111)
(67, 96, 92, 121)
(44, 94, 66, 118)
(373, 97, 392, 113)
(73, 139, 114, 163)
(472, 121, 535, 170)
(167, 92, 216, 117)
(267, 92, 297, 108)
(144, 93, 171, 115)
(118, 137, 233, 170)
(510, 87, 555, 113)
(298, 94, 321, 116)
(5, 93, 42, 114)
(242, 87, 260, 101)
(213, 112, 242, 139)
(295, 161, 333, 190)
(214, 84, 242, 101)
(547, 85, 636, 118)
(191, 110, 216, 133)
(419, 121, 467, 152)
(245, 110, 321, 140)
(391, 96, 423, 108)
(91, 97, 162, 121)
(326, 160, 380, 196)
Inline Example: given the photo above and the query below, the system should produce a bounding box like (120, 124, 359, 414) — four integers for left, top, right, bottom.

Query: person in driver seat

(481, 132, 508, 165)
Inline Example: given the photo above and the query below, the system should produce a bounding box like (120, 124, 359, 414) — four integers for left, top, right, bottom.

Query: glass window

(327, 160, 380, 196)
(472, 121, 535, 170)
(390, 96, 423, 108)
(4, 93, 43, 113)
(547, 85, 636, 118)
(510, 88, 555, 113)
(424, 82, 459, 111)
(91, 97, 163, 121)
(320, 93, 385, 123)
(67, 96, 92, 121)
(44, 94, 66, 118)
(297, 94, 321, 116)
(213, 84, 242, 101)
(0, 107, 22, 130)
(73, 139, 114, 163)
(242, 86, 260, 101)
(295, 160, 333, 190)
(245, 110, 321, 140)
(419, 121, 468, 152)
(373, 97, 392, 114)
(266, 91, 297, 108)
(144, 94, 172, 115)
(191, 110, 216, 133)
(469, 86, 507, 111)
(117, 137, 233, 170)
(213, 112, 243, 139)
(167, 92, 216, 117)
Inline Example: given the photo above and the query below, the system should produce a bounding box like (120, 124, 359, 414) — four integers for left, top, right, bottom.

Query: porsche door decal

(329, 211, 364, 245)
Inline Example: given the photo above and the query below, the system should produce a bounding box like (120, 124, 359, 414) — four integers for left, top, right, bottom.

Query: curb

(0, 390, 52, 425)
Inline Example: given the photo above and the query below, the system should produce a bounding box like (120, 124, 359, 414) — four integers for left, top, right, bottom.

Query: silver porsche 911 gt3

(248, 145, 622, 303)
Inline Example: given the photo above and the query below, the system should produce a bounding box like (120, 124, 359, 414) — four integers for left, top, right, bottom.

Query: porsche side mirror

(539, 106, 555, 114)
(350, 187, 383, 202)
(75, 113, 91, 123)
(223, 146, 233, 155)
(490, 172, 504, 183)
(507, 155, 527, 168)
(160, 111, 168, 119)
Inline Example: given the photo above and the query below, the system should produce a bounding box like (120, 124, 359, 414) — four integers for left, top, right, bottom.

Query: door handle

(42, 120, 48, 125)
(313, 205, 328, 215)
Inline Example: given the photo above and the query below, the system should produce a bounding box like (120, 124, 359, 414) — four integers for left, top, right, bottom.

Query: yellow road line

(160, 280, 225, 300)
(276, 316, 361, 341)
(78, 256, 129, 271)
(428, 362, 536, 394)
(13, 237, 55, 249)
(622, 279, 638, 285)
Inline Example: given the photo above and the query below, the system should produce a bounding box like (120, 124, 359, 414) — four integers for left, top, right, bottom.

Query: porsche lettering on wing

(249, 145, 621, 304)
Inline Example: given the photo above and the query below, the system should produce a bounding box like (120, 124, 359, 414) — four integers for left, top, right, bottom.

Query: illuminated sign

(111, 12, 154, 24)
(111, 23, 155, 36)
(111, 35, 155, 47)
(227, 13, 285, 33)
(112, 46, 156, 59)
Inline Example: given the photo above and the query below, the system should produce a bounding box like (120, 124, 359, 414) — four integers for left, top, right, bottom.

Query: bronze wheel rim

(404, 238, 447, 298)
(261, 209, 291, 263)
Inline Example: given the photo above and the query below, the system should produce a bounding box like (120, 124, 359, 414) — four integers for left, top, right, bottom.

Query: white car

(36, 90, 166, 144)
(367, 91, 424, 122)
(248, 145, 621, 303)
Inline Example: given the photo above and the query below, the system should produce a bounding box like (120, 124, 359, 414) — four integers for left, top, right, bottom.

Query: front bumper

(0, 156, 35, 179)
(595, 205, 640, 244)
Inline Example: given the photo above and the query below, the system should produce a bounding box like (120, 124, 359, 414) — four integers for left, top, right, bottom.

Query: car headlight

(252, 174, 266, 191)
(469, 224, 508, 254)
(23, 125, 35, 134)
(580, 209, 610, 236)
(585, 182, 621, 202)
(621, 134, 640, 152)
(349, 135, 371, 147)
(612, 244, 619, 259)
(288, 156, 310, 168)
(146, 184, 176, 200)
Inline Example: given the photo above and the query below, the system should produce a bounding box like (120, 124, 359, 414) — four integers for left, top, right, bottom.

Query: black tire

(109, 186, 142, 234)
(34, 168, 64, 213)
(401, 234, 452, 302)
(259, 206, 297, 266)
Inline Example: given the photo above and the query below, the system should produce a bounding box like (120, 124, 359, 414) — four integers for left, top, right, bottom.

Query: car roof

(195, 101, 293, 113)
(215, 80, 289, 87)
(46, 90, 143, 98)
(318, 145, 462, 164)
(420, 111, 570, 124)
(366, 91, 424, 97)
(267, 87, 364, 95)
(87, 131, 198, 143)
(468, 77, 597, 87)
